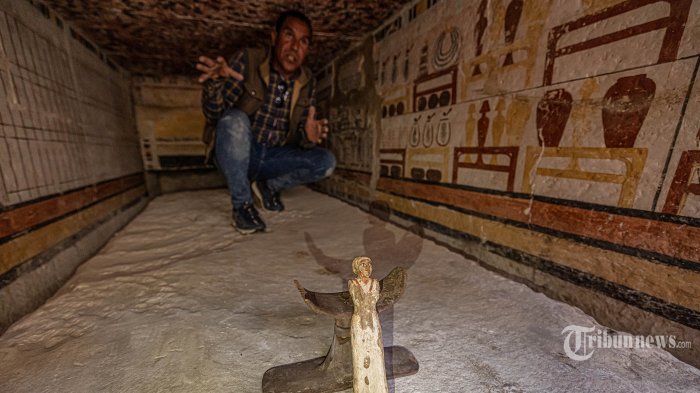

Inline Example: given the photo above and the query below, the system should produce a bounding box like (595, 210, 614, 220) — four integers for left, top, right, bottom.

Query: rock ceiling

(40, 0, 412, 76)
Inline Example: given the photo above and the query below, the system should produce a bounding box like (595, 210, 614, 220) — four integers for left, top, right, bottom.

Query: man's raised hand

(305, 106, 330, 144)
(196, 56, 244, 83)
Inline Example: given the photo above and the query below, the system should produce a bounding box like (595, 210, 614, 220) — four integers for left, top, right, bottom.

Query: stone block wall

(0, 0, 146, 330)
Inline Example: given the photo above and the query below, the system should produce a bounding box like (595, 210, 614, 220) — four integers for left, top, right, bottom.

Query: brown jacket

(202, 47, 315, 162)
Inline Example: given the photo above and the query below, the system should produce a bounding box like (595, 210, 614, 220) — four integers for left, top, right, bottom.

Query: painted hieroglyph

(372, 0, 697, 214)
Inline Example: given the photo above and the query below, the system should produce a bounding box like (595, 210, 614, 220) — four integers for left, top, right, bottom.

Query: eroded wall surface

(0, 0, 145, 329)
(314, 38, 382, 204)
(317, 0, 700, 365)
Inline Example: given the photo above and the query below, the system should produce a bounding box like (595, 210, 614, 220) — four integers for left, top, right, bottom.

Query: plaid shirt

(202, 49, 315, 147)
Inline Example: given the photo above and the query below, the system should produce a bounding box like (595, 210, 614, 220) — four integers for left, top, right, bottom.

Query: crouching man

(197, 10, 335, 234)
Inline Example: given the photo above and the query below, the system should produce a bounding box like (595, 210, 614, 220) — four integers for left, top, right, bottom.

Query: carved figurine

(349, 256, 389, 393)
(261, 259, 418, 393)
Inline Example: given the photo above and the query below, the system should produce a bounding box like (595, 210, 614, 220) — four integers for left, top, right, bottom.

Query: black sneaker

(252, 181, 284, 212)
(232, 203, 266, 234)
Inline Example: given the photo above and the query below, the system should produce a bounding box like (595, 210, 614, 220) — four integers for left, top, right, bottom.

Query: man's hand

(196, 56, 244, 83)
(305, 106, 330, 144)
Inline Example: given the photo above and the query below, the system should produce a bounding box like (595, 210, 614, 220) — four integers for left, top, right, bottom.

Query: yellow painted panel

(0, 187, 146, 275)
(136, 107, 205, 140)
(323, 176, 371, 200)
(375, 191, 700, 312)
(153, 109, 205, 139)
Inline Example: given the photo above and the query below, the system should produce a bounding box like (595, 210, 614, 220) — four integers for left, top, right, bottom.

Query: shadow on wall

(304, 199, 424, 387)
(304, 200, 424, 282)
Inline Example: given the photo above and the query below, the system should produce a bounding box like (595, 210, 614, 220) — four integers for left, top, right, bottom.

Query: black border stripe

(377, 176, 700, 228)
(314, 187, 700, 331)
(653, 56, 700, 209)
(0, 182, 145, 246)
(379, 188, 700, 272)
(483, 241, 700, 330)
(334, 167, 372, 176)
(0, 172, 144, 213)
(0, 194, 147, 290)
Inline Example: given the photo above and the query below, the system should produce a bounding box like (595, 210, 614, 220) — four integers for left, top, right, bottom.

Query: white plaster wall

(0, 0, 142, 207)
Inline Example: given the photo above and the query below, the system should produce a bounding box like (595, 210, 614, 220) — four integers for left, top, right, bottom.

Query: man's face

(271, 17, 310, 77)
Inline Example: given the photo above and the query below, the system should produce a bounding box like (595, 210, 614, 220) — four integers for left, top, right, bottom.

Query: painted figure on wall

(472, 0, 488, 75)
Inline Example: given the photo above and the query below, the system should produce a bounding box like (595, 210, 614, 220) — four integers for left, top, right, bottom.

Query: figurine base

(262, 346, 419, 393)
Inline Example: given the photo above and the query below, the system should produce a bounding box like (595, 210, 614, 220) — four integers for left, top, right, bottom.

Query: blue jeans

(214, 109, 336, 209)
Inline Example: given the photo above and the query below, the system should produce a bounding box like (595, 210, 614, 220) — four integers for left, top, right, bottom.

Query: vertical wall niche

(0, 0, 146, 331)
(316, 0, 700, 367)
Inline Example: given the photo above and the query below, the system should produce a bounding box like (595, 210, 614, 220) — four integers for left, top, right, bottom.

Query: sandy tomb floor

(0, 188, 698, 393)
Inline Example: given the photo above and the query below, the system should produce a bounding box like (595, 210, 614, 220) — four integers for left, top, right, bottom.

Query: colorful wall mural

(317, 0, 700, 366)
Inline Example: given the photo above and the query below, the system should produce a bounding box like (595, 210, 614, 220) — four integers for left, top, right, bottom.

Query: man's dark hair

(275, 10, 313, 39)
